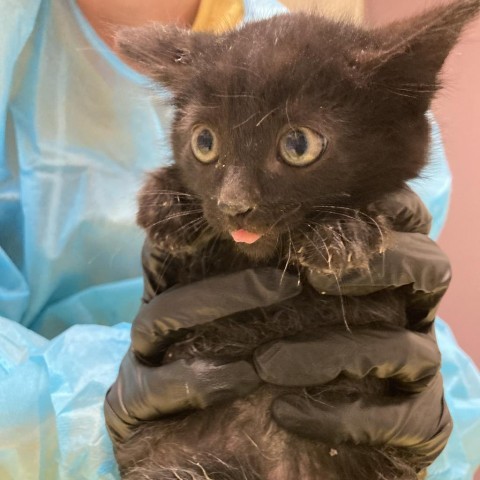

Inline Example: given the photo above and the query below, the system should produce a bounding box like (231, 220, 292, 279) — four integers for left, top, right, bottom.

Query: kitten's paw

(137, 166, 212, 253)
(295, 218, 388, 276)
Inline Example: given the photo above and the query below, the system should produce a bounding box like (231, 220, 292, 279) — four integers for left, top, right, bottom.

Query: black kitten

(113, 1, 479, 479)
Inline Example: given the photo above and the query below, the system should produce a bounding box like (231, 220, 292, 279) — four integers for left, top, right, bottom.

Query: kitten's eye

(278, 127, 327, 167)
(191, 125, 219, 164)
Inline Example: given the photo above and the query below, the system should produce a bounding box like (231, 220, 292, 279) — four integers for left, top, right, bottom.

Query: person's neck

(77, 0, 201, 48)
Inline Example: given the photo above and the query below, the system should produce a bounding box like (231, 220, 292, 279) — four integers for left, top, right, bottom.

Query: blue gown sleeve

(0, 0, 41, 323)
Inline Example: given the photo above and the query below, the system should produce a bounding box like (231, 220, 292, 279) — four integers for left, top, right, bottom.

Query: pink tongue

(230, 229, 262, 244)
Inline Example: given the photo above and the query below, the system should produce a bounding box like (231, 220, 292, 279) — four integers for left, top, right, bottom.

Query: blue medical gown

(0, 0, 478, 478)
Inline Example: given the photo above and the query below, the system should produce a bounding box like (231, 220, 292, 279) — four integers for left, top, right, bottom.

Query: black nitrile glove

(105, 188, 452, 470)
(254, 325, 452, 469)
(131, 268, 301, 363)
(104, 268, 301, 444)
(105, 350, 261, 444)
(253, 189, 452, 469)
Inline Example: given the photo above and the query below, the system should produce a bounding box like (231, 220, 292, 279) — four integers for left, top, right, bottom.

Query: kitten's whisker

(312, 205, 386, 252)
(174, 218, 205, 234)
(303, 230, 328, 265)
(285, 97, 293, 131)
(243, 432, 276, 461)
(145, 210, 203, 229)
(138, 197, 201, 203)
(317, 241, 350, 333)
(192, 104, 220, 109)
(222, 64, 263, 80)
(175, 217, 209, 236)
(148, 253, 174, 296)
(139, 202, 202, 207)
(371, 81, 437, 96)
(139, 205, 202, 210)
(276, 235, 285, 271)
(212, 93, 259, 99)
(310, 209, 363, 223)
(161, 208, 204, 219)
(281, 228, 293, 285)
(378, 85, 417, 98)
(137, 190, 199, 198)
(311, 204, 364, 215)
(394, 85, 437, 94)
(332, 271, 350, 333)
(206, 231, 222, 259)
(304, 227, 351, 332)
(287, 227, 302, 284)
(256, 107, 279, 127)
(265, 204, 302, 234)
(188, 461, 214, 480)
(233, 111, 259, 129)
(302, 388, 334, 408)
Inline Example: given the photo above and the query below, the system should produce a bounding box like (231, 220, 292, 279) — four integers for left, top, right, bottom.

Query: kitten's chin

(232, 235, 278, 261)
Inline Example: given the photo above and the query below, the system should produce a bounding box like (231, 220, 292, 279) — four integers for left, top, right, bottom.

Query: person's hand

(104, 349, 262, 444)
(104, 268, 301, 444)
(130, 268, 300, 363)
(252, 189, 452, 469)
(105, 188, 453, 469)
(254, 324, 452, 470)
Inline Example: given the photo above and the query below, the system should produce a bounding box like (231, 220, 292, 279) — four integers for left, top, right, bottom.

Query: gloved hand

(104, 268, 301, 444)
(105, 188, 452, 470)
(130, 268, 301, 364)
(105, 351, 262, 444)
(255, 325, 452, 470)
(253, 189, 452, 469)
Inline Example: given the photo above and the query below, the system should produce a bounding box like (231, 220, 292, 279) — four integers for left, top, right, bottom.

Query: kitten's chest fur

(119, 228, 415, 480)
(160, 233, 407, 365)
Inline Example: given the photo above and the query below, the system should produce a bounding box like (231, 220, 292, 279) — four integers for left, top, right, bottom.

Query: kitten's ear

(115, 24, 214, 92)
(356, 0, 480, 107)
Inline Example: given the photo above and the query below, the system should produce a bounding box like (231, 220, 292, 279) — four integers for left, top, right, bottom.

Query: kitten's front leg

(295, 214, 389, 277)
(137, 165, 214, 254)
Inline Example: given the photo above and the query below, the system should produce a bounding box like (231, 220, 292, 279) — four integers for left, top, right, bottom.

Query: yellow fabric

(192, 0, 244, 33)
(281, 0, 364, 24)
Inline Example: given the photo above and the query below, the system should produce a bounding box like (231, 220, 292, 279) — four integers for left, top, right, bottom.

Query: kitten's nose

(217, 200, 254, 217)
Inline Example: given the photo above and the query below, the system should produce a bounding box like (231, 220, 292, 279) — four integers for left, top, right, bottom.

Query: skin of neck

(76, 0, 201, 48)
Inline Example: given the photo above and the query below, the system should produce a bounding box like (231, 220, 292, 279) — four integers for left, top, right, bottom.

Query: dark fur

(113, 2, 479, 479)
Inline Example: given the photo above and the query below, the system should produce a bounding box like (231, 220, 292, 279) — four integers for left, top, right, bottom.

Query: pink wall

(364, 0, 480, 368)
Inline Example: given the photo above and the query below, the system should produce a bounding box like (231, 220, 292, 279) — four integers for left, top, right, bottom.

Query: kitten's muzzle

(217, 199, 254, 218)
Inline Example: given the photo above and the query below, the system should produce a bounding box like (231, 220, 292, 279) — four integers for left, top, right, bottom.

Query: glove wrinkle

(132, 268, 302, 360)
(104, 395, 136, 445)
(254, 326, 440, 388)
(370, 187, 432, 235)
(308, 233, 450, 297)
(308, 232, 451, 333)
(105, 349, 262, 443)
(271, 374, 451, 467)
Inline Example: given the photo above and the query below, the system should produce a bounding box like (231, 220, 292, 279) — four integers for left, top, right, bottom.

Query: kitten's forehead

(222, 15, 359, 65)
(199, 15, 359, 96)
(179, 15, 375, 127)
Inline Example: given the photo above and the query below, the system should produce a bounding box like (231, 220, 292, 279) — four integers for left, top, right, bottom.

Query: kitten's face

(170, 88, 385, 259)
(117, 3, 479, 259)
(164, 17, 431, 259)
